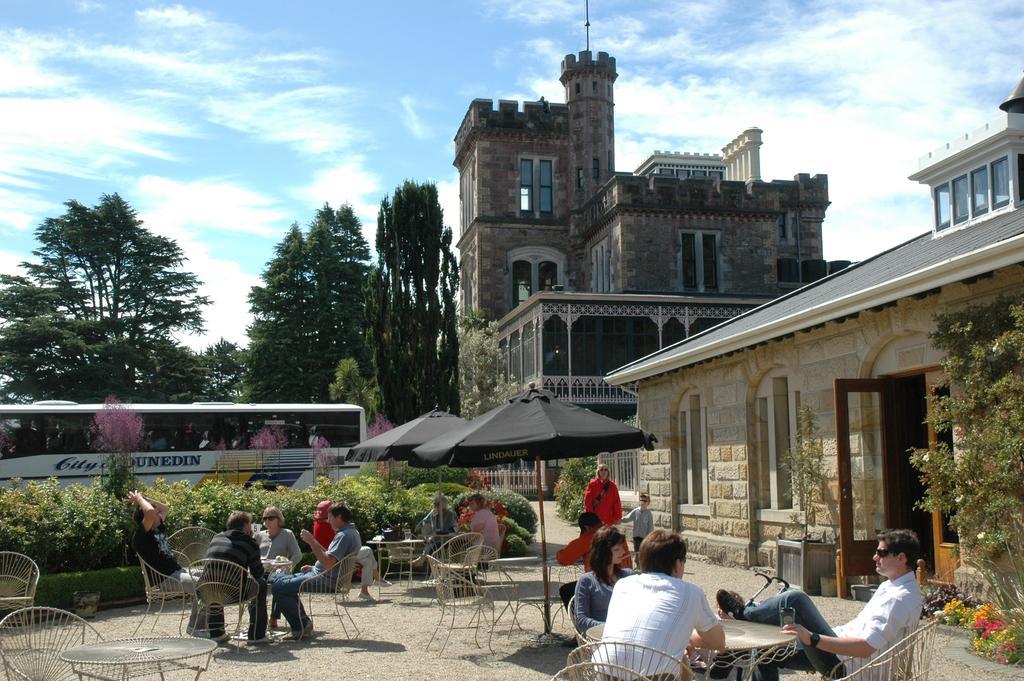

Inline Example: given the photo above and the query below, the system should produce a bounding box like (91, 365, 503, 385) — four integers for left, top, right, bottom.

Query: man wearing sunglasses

(716, 529, 923, 680)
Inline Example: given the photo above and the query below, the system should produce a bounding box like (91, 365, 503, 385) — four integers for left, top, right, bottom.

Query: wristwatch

(809, 632, 821, 648)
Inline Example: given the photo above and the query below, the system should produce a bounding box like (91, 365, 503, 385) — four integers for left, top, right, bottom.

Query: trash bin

(72, 591, 100, 619)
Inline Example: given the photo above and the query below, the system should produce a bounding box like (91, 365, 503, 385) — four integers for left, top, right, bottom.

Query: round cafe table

(368, 537, 424, 598)
(59, 636, 217, 681)
(587, 620, 796, 680)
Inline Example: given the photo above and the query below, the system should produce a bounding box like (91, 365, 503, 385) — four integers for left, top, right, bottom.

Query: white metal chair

(134, 556, 193, 636)
(552, 661, 657, 680)
(166, 527, 216, 566)
(830, 619, 938, 681)
(191, 558, 259, 648)
(424, 555, 495, 656)
(298, 552, 360, 639)
(0, 553, 39, 615)
(569, 640, 694, 681)
(0, 607, 102, 681)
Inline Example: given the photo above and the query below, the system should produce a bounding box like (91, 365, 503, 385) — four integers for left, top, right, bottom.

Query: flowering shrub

(91, 395, 144, 497)
(367, 413, 395, 438)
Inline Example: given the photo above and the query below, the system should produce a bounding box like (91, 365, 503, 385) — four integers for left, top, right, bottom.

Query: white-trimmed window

(753, 375, 795, 511)
(590, 236, 613, 293)
(680, 230, 719, 291)
(520, 157, 555, 216)
(675, 393, 708, 505)
(933, 155, 1014, 232)
(460, 164, 476, 235)
(508, 246, 566, 308)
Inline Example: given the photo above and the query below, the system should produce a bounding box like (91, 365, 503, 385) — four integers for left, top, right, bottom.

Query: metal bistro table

(59, 637, 217, 681)
(586, 620, 797, 680)
(368, 536, 424, 598)
(488, 556, 573, 638)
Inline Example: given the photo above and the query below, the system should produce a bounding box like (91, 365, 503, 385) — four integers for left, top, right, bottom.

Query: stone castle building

(454, 50, 834, 415)
(607, 73, 1024, 593)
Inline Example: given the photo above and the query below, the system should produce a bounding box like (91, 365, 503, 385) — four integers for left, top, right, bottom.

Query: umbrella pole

(535, 454, 552, 634)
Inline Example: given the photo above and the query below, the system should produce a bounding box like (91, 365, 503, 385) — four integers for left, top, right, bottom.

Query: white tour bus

(0, 402, 366, 488)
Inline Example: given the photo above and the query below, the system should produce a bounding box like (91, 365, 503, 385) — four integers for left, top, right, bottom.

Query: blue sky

(2, 0, 1022, 349)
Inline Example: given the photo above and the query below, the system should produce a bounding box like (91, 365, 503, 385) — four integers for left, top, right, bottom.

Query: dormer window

(932, 155, 1014, 232)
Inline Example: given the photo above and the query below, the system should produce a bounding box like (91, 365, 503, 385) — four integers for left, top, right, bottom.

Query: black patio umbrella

(411, 386, 656, 635)
(346, 409, 467, 463)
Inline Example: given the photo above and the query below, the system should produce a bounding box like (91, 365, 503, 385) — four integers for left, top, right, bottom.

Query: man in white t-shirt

(717, 528, 923, 680)
(600, 529, 725, 677)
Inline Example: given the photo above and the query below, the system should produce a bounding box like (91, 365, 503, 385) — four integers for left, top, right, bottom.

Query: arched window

(508, 247, 567, 309)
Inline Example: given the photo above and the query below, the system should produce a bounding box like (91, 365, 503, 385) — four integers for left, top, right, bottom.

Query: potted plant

(776, 405, 836, 595)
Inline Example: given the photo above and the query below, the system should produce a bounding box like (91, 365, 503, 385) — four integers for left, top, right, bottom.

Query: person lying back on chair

(716, 528, 924, 680)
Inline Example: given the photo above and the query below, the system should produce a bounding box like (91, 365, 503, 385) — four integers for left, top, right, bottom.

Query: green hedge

(35, 566, 143, 609)
(410, 482, 472, 500)
(0, 476, 434, 574)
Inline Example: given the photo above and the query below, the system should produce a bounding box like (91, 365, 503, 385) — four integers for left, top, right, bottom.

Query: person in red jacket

(584, 463, 622, 526)
(312, 500, 335, 548)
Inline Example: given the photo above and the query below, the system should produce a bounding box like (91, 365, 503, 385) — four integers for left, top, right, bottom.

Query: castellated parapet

(454, 98, 569, 160)
(559, 50, 618, 82)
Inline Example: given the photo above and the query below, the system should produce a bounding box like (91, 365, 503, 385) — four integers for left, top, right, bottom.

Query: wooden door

(834, 378, 892, 597)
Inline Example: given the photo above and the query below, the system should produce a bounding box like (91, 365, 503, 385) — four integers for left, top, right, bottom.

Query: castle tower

(560, 50, 617, 209)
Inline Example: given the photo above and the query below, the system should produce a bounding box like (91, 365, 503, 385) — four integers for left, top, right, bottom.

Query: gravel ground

(77, 502, 1017, 680)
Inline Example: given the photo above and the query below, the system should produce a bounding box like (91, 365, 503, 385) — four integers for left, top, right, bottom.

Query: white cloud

(483, 0, 579, 26)
(134, 4, 211, 29)
(0, 250, 27, 278)
(133, 176, 286, 349)
(436, 175, 460, 244)
(205, 86, 357, 156)
(400, 96, 432, 140)
(292, 160, 384, 247)
(136, 176, 289, 237)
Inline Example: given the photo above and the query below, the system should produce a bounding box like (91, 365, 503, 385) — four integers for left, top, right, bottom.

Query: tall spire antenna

(584, 0, 590, 51)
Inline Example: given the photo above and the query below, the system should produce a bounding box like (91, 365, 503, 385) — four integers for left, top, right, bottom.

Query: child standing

(622, 492, 653, 555)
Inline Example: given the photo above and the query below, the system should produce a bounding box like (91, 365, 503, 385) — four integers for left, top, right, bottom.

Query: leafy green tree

(245, 204, 370, 402)
(199, 338, 245, 402)
(365, 182, 459, 422)
(458, 311, 516, 418)
(328, 357, 380, 417)
(0, 194, 208, 402)
(911, 296, 1024, 551)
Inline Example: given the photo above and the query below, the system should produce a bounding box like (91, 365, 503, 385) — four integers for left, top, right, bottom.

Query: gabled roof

(606, 209, 1024, 384)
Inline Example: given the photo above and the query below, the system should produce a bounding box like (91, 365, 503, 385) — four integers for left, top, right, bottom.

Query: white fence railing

(480, 467, 547, 498)
(598, 450, 641, 493)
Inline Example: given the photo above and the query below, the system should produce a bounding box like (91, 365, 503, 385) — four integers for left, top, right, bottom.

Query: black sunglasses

(262, 516, 278, 522)
(874, 547, 892, 557)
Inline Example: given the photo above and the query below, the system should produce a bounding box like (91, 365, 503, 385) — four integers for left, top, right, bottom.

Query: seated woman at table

(256, 506, 303, 630)
(411, 493, 457, 564)
(573, 525, 633, 633)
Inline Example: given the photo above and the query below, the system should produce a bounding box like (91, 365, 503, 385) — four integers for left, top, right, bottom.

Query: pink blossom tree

(311, 435, 332, 479)
(367, 413, 395, 439)
(249, 425, 287, 475)
(90, 395, 145, 495)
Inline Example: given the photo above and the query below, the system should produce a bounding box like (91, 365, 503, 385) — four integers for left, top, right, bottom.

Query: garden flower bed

(925, 585, 1023, 666)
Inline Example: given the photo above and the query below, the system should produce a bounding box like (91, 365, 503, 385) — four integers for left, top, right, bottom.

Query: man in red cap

(312, 500, 335, 548)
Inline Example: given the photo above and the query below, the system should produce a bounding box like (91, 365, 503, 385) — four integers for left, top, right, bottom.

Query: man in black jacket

(203, 511, 268, 644)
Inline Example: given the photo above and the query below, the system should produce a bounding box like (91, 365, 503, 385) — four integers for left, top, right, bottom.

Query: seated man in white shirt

(600, 529, 725, 677)
(716, 528, 924, 680)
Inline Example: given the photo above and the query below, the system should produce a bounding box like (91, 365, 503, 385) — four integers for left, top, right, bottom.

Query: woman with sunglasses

(572, 525, 634, 633)
(256, 506, 302, 630)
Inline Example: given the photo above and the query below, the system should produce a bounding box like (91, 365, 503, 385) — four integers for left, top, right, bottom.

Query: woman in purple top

(573, 525, 633, 632)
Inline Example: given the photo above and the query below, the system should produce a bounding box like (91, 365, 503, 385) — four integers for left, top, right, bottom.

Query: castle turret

(560, 50, 617, 209)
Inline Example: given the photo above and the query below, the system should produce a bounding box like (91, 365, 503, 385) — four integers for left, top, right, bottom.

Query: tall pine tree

(245, 204, 370, 402)
(365, 181, 459, 422)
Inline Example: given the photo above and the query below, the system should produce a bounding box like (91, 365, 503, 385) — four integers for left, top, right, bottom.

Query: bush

(411, 482, 472, 500)
(554, 456, 597, 522)
(501, 516, 533, 544)
(0, 474, 435, 574)
(35, 566, 143, 609)
(0, 479, 131, 573)
(504, 533, 528, 557)
(401, 465, 471, 489)
(452, 489, 536, 535)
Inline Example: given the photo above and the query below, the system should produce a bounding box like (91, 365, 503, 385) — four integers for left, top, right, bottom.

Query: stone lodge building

(606, 74, 1024, 593)
(454, 49, 834, 416)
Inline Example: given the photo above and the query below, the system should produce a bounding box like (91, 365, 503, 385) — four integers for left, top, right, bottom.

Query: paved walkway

(75, 502, 1017, 680)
